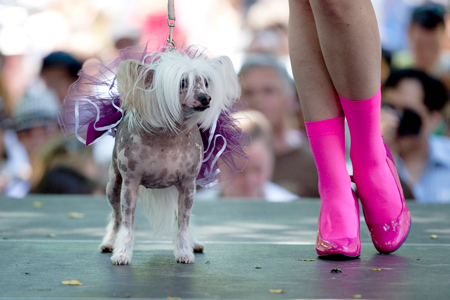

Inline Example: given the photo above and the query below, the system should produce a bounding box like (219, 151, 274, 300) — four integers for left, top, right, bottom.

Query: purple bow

(86, 111, 122, 145)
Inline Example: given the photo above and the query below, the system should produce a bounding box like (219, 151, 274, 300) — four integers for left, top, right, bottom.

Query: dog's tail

(138, 186, 179, 239)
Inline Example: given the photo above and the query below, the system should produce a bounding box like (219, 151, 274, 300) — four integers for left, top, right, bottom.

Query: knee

(310, 0, 352, 20)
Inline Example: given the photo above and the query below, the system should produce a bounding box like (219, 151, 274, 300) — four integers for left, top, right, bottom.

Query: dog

(97, 48, 240, 265)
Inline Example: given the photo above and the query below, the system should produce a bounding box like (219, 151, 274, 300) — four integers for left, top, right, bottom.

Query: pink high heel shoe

(360, 143, 411, 254)
(316, 191, 361, 258)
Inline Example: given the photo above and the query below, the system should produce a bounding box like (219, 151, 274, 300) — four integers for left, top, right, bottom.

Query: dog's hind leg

(99, 165, 122, 253)
(175, 181, 197, 263)
(192, 233, 204, 253)
(111, 178, 139, 265)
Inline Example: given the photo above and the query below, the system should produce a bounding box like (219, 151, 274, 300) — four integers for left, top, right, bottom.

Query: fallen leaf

(330, 268, 342, 273)
(124, 294, 131, 298)
(44, 234, 57, 238)
(255, 265, 262, 269)
(298, 259, 315, 261)
(61, 280, 84, 286)
(352, 294, 362, 299)
(372, 269, 381, 271)
(33, 201, 43, 208)
(205, 261, 210, 264)
(269, 289, 284, 294)
(167, 298, 181, 300)
(16, 264, 19, 267)
(430, 235, 439, 239)
(68, 212, 85, 218)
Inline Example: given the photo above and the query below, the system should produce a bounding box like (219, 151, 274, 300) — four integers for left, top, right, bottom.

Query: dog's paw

(99, 243, 114, 253)
(176, 251, 195, 264)
(193, 242, 204, 253)
(111, 253, 131, 265)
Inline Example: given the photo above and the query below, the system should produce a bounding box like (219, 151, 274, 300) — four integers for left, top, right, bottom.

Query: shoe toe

(367, 208, 411, 254)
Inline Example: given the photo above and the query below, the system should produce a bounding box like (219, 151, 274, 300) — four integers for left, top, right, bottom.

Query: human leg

(308, 0, 410, 252)
(288, 0, 342, 122)
(288, 0, 359, 256)
(305, 116, 360, 257)
(308, 0, 381, 100)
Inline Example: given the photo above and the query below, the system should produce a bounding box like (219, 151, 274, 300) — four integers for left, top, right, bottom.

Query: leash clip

(167, 18, 176, 50)
(167, 0, 176, 50)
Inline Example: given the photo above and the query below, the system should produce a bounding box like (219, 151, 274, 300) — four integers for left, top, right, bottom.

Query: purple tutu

(58, 42, 249, 189)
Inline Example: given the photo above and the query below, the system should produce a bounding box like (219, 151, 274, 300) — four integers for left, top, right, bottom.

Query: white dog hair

(118, 50, 240, 135)
(99, 48, 240, 265)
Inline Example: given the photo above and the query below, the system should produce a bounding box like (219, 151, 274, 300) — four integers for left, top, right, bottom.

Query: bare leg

(289, 0, 357, 242)
(175, 182, 196, 263)
(308, 0, 402, 223)
(111, 178, 139, 265)
(288, 0, 342, 122)
(309, 0, 381, 100)
(290, 0, 405, 255)
(99, 164, 122, 253)
(310, 1, 403, 229)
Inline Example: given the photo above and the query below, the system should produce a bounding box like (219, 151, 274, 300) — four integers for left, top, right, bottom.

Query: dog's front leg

(175, 182, 196, 263)
(99, 165, 122, 253)
(111, 180, 139, 265)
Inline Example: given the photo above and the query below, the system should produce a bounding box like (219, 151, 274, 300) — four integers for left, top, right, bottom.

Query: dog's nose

(199, 94, 211, 106)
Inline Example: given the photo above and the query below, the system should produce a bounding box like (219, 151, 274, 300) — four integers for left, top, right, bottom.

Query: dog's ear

(209, 56, 240, 101)
(117, 59, 154, 90)
(117, 59, 155, 113)
(138, 63, 154, 89)
(209, 56, 234, 74)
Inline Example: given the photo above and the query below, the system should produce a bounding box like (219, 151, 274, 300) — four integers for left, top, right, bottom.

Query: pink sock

(340, 88, 402, 224)
(305, 116, 358, 240)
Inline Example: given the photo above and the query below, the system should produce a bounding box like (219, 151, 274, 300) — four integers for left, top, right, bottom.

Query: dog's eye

(204, 79, 209, 88)
(180, 79, 186, 89)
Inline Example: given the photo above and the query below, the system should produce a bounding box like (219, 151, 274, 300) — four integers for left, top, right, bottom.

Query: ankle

(319, 191, 359, 239)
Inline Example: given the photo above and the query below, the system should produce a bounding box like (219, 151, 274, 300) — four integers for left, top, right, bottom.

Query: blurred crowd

(0, 0, 449, 203)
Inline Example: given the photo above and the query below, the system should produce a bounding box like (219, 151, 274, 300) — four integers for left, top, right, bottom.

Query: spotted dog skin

(99, 72, 211, 265)
(101, 122, 203, 265)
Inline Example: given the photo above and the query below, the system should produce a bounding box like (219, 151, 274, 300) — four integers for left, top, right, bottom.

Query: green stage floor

(1, 196, 449, 299)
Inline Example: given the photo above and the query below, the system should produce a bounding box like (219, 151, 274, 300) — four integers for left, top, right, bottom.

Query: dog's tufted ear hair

(209, 56, 234, 73)
(117, 59, 155, 113)
(209, 56, 240, 101)
(117, 59, 154, 90)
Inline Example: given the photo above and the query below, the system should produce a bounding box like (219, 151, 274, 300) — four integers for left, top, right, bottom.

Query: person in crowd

(12, 82, 60, 157)
(244, 0, 291, 76)
(40, 51, 83, 104)
(371, 0, 417, 52)
(392, 3, 450, 87)
(443, 105, 450, 137)
(381, 49, 393, 85)
(34, 166, 99, 194)
(33, 136, 102, 195)
(196, 110, 299, 202)
(238, 55, 319, 198)
(0, 52, 13, 117)
(389, 3, 450, 142)
(381, 69, 450, 202)
(11, 81, 61, 193)
(0, 99, 30, 198)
